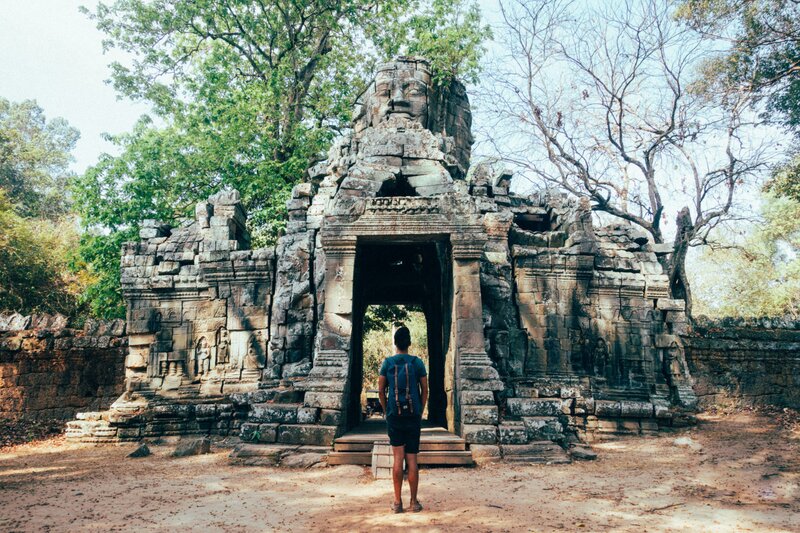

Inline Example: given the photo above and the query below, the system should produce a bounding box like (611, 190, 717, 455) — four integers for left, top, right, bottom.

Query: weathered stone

(463, 424, 498, 444)
(462, 405, 499, 425)
(277, 425, 337, 446)
(172, 437, 211, 457)
(569, 446, 597, 460)
(127, 442, 151, 458)
(506, 398, 562, 417)
(281, 452, 326, 468)
(304, 392, 344, 410)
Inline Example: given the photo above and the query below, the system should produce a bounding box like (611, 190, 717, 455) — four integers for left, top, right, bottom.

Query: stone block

(462, 424, 498, 444)
(522, 416, 564, 441)
(619, 401, 654, 418)
(594, 400, 622, 418)
(657, 298, 685, 311)
(462, 405, 499, 425)
(172, 437, 211, 457)
(249, 404, 298, 424)
(305, 392, 344, 410)
(499, 424, 528, 444)
(506, 398, 562, 417)
(277, 425, 337, 446)
(297, 407, 319, 424)
(469, 444, 501, 465)
(319, 409, 343, 426)
(460, 365, 500, 380)
(460, 390, 495, 405)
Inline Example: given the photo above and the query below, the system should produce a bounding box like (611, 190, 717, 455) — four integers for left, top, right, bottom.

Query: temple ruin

(66, 57, 698, 461)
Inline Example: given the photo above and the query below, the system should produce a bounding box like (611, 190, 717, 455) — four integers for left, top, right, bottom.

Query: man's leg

(391, 445, 406, 505)
(406, 452, 419, 504)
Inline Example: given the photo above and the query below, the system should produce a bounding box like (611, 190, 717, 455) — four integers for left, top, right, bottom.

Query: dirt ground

(0, 410, 797, 533)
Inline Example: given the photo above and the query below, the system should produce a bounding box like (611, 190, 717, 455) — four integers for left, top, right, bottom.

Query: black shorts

(386, 416, 422, 454)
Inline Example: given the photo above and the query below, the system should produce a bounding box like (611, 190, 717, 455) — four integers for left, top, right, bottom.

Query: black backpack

(390, 355, 418, 417)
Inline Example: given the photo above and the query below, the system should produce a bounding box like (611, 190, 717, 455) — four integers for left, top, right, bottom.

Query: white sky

(0, 0, 150, 173)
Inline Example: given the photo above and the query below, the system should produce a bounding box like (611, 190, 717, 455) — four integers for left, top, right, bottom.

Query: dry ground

(0, 411, 797, 533)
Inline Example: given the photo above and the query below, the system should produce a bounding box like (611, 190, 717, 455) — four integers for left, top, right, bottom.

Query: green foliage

(0, 97, 79, 220)
(74, 0, 489, 316)
(0, 189, 83, 314)
(398, 0, 491, 86)
(362, 306, 428, 391)
(678, 0, 800, 199)
(692, 194, 800, 318)
(363, 304, 412, 333)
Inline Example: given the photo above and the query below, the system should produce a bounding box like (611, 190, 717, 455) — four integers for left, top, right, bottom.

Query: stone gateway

(67, 58, 697, 458)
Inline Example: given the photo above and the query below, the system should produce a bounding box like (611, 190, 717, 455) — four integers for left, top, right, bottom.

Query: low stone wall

(682, 317, 800, 409)
(0, 313, 127, 420)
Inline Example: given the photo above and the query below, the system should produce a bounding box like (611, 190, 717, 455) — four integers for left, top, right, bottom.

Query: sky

(0, 0, 149, 173)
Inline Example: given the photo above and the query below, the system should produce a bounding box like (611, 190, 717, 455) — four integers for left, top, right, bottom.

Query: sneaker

(410, 500, 423, 513)
(391, 502, 404, 514)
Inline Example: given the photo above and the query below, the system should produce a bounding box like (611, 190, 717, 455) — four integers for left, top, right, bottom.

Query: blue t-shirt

(380, 354, 427, 418)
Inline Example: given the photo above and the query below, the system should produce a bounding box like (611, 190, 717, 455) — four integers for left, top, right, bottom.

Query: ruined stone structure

(0, 313, 126, 421)
(67, 58, 698, 457)
(684, 317, 800, 409)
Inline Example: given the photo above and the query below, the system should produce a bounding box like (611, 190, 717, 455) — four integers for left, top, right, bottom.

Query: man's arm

(419, 376, 429, 411)
(378, 375, 388, 416)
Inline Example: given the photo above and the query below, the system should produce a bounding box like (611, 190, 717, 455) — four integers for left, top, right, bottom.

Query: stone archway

(348, 239, 453, 429)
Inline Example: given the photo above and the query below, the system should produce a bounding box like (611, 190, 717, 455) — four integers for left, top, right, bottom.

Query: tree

(477, 0, 768, 314)
(692, 193, 800, 318)
(74, 0, 490, 318)
(0, 98, 79, 220)
(0, 189, 83, 315)
(678, 0, 800, 200)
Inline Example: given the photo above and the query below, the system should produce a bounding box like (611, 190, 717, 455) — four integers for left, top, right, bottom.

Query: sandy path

(0, 411, 797, 532)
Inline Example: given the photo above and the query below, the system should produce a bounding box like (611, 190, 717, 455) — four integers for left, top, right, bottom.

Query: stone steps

(327, 450, 475, 466)
(334, 440, 465, 452)
(330, 421, 472, 467)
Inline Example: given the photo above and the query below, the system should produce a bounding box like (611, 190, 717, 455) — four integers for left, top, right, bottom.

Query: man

(378, 326, 428, 514)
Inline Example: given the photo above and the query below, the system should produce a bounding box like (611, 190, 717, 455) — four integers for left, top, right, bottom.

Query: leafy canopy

(73, 0, 490, 318)
(0, 98, 79, 220)
(0, 189, 84, 315)
(678, 0, 800, 200)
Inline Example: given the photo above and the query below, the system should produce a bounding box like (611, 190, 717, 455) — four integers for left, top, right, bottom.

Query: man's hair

(394, 326, 411, 350)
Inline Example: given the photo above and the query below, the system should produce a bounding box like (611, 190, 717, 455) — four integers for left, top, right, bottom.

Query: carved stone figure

(356, 58, 432, 129)
(244, 334, 260, 370)
(216, 327, 229, 366)
(194, 337, 210, 377)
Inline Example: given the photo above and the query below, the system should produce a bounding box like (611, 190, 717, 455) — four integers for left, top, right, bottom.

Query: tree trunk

(667, 207, 694, 318)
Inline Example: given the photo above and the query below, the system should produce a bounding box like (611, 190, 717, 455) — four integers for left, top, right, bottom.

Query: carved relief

(194, 337, 211, 378)
(365, 197, 440, 215)
(216, 327, 230, 367)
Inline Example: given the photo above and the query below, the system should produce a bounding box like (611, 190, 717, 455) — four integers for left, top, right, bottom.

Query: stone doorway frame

(348, 239, 452, 429)
(302, 197, 504, 441)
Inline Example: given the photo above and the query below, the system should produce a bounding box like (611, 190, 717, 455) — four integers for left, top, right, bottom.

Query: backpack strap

(394, 363, 400, 415)
(405, 362, 413, 414)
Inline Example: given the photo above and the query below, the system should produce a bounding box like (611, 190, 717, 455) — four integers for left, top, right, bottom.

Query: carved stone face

(363, 59, 432, 127)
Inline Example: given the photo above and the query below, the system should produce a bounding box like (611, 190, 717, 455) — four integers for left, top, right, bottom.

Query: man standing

(378, 326, 428, 514)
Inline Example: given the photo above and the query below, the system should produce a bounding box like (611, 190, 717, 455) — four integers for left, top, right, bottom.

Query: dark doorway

(349, 240, 452, 429)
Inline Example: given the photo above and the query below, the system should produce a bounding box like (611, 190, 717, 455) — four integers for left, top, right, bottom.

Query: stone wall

(0, 313, 127, 420)
(682, 317, 800, 409)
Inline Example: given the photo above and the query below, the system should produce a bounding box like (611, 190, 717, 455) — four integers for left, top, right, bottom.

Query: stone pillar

(452, 241, 503, 444)
(302, 236, 357, 435)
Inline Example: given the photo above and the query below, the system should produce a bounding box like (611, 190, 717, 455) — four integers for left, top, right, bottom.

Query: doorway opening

(348, 240, 453, 430)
